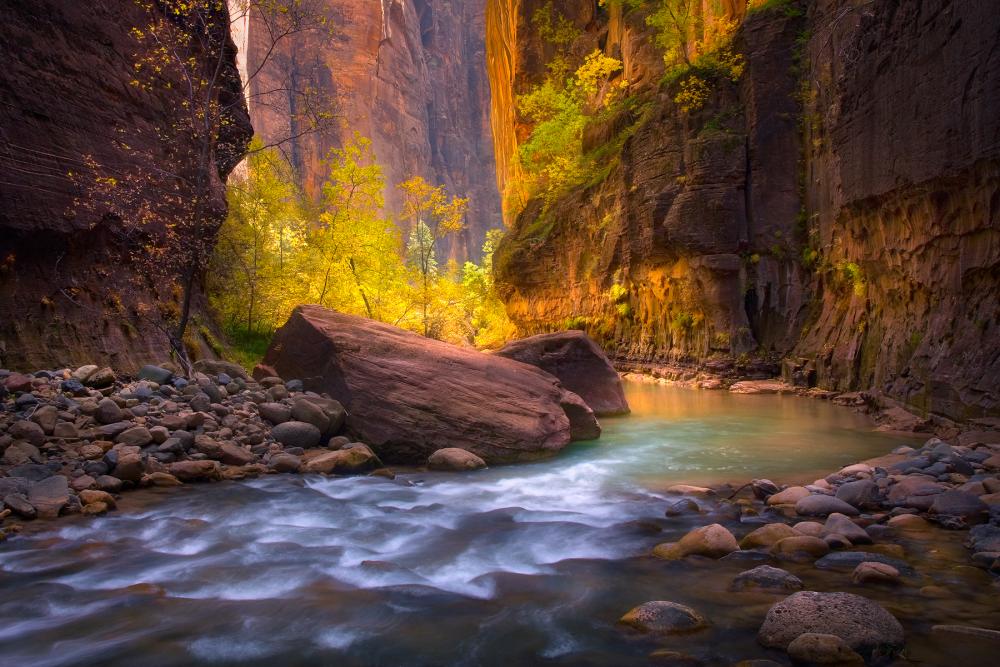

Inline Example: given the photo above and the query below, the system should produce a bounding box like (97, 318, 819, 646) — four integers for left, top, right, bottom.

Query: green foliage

(748, 0, 803, 18)
(406, 220, 438, 278)
(517, 50, 629, 207)
(800, 246, 820, 269)
(607, 283, 628, 302)
(674, 75, 711, 112)
(836, 261, 867, 297)
(462, 230, 518, 348)
(209, 135, 512, 350)
(532, 1, 580, 46)
(671, 311, 696, 332)
(208, 139, 306, 335)
(221, 326, 272, 373)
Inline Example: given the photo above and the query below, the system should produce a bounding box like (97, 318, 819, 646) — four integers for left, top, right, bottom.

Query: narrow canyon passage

(0, 1, 998, 665)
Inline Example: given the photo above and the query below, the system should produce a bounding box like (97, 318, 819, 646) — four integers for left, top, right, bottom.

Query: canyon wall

(487, 0, 1000, 420)
(0, 0, 252, 371)
(246, 0, 502, 260)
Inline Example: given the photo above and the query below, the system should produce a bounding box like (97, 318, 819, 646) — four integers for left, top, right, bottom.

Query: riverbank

(0, 361, 409, 539)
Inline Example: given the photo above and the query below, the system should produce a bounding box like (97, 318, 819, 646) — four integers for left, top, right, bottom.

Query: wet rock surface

(620, 601, 708, 634)
(758, 591, 904, 658)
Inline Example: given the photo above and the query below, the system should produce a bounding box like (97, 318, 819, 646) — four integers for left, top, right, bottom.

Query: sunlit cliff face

(486, 0, 1000, 420)
(242, 0, 502, 261)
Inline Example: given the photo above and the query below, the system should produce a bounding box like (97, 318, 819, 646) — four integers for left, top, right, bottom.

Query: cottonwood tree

(208, 140, 304, 333)
(308, 134, 408, 322)
(398, 177, 468, 337)
(72, 0, 336, 374)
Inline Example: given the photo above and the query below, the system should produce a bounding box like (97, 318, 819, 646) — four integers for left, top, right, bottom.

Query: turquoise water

(0, 383, 937, 666)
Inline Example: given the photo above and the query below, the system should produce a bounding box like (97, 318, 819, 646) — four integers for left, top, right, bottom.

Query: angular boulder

(496, 330, 629, 416)
(262, 306, 600, 464)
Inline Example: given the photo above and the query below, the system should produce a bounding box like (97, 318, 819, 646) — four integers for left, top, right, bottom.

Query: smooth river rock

(427, 448, 487, 471)
(496, 330, 629, 416)
(620, 601, 708, 634)
(262, 306, 600, 464)
(655, 523, 739, 559)
(795, 494, 860, 517)
(729, 565, 803, 592)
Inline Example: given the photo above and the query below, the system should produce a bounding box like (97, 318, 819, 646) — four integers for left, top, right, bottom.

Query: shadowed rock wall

(0, 0, 252, 372)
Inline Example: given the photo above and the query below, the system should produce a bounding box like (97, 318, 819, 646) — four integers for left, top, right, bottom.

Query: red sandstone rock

(0, 0, 250, 371)
(497, 330, 629, 416)
(246, 0, 500, 260)
(262, 306, 600, 464)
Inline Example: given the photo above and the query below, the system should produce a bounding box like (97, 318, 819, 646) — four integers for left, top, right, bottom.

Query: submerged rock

(786, 633, 864, 665)
(729, 565, 803, 592)
(496, 330, 629, 416)
(620, 601, 708, 634)
(739, 523, 799, 549)
(814, 551, 913, 575)
(261, 306, 599, 464)
(852, 562, 900, 585)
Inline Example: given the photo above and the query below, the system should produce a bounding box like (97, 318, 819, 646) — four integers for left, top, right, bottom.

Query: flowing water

(1, 383, 996, 666)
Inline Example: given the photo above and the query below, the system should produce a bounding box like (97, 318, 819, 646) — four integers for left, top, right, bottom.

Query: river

(2, 383, 995, 666)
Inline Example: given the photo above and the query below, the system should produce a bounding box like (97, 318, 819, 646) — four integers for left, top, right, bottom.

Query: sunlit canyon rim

(0, 1, 999, 666)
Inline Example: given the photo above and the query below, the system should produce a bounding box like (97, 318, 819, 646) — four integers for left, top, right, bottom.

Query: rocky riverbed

(624, 427, 1000, 664)
(2, 360, 999, 665)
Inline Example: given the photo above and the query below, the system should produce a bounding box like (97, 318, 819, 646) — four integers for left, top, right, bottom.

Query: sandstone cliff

(0, 0, 252, 371)
(246, 0, 502, 260)
(487, 0, 1000, 420)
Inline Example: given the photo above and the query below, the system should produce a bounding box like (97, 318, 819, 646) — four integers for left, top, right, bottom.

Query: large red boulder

(497, 330, 630, 416)
(261, 306, 600, 464)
